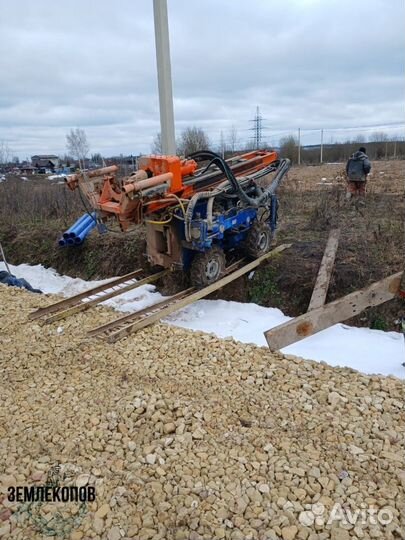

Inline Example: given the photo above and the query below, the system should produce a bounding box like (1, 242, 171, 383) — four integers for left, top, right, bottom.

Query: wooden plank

(87, 288, 194, 337)
(107, 244, 291, 342)
(0, 241, 11, 274)
(29, 268, 145, 320)
(265, 271, 403, 351)
(87, 260, 243, 338)
(44, 270, 167, 323)
(308, 228, 340, 311)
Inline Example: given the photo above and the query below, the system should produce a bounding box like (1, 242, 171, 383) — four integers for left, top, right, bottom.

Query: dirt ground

(0, 159, 403, 330)
(217, 160, 405, 330)
(284, 160, 404, 193)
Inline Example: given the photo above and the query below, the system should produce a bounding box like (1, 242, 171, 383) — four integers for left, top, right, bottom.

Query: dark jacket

(0, 270, 42, 293)
(346, 151, 371, 181)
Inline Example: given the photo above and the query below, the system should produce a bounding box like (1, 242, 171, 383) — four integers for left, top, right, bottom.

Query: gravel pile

(0, 286, 404, 540)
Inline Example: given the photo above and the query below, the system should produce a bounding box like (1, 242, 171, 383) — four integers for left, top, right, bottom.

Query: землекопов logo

(9, 463, 95, 537)
(8, 484, 95, 503)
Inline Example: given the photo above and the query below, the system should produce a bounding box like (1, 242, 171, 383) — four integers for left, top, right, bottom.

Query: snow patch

(48, 174, 67, 180)
(1, 261, 404, 379)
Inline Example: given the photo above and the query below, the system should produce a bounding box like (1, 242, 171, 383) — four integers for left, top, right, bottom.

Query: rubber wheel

(243, 222, 273, 258)
(190, 246, 225, 287)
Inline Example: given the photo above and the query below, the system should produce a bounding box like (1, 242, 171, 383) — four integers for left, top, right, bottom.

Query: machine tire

(243, 221, 273, 258)
(190, 246, 225, 287)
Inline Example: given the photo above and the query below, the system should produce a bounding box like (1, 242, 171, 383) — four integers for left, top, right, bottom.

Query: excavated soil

(0, 286, 404, 540)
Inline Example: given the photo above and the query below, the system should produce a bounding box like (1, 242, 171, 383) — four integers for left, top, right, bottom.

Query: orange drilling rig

(65, 150, 290, 286)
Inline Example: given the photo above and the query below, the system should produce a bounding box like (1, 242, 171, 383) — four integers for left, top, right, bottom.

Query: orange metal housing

(138, 155, 198, 192)
(123, 173, 173, 194)
(66, 151, 280, 231)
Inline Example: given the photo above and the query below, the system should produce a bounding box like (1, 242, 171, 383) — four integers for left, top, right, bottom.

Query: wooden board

(87, 288, 194, 337)
(265, 271, 403, 351)
(29, 268, 145, 320)
(44, 270, 167, 323)
(308, 228, 340, 311)
(105, 244, 291, 342)
(87, 259, 244, 338)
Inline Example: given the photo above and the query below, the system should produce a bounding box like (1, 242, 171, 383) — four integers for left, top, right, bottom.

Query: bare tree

(227, 125, 239, 153)
(0, 141, 12, 166)
(66, 128, 90, 166)
(243, 140, 256, 152)
(177, 127, 210, 156)
(279, 135, 298, 162)
(151, 133, 162, 154)
(369, 131, 389, 159)
(91, 153, 103, 166)
(63, 154, 74, 167)
(218, 131, 227, 158)
(369, 131, 388, 143)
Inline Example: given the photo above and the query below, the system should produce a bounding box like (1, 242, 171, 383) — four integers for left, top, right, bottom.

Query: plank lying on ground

(44, 270, 167, 323)
(265, 271, 403, 351)
(105, 244, 291, 342)
(29, 268, 145, 319)
(88, 260, 244, 338)
(308, 228, 340, 311)
(87, 288, 194, 337)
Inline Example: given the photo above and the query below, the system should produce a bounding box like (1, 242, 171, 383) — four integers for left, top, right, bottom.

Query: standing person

(345, 146, 371, 201)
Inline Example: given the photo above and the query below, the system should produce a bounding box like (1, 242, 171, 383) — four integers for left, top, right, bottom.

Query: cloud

(0, 0, 403, 157)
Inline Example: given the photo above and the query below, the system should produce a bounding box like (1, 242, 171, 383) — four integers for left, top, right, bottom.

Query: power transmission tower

(249, 106, 264, 149)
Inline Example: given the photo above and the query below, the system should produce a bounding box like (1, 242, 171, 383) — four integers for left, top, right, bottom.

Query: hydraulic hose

(184, 151, 290, 241)
(184, 190, 221, 242)
(188, 150, 290, 207)
(188, 151, 242, 196)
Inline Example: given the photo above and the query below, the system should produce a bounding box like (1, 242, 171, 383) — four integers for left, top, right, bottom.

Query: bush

(248, 266, 280, 305)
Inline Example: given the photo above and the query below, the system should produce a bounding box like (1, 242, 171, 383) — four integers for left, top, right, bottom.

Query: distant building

(31, 155, 60, 171)
(19, 164, 36, 175)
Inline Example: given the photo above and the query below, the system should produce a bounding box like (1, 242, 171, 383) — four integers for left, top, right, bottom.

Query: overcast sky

(1, 0, 404, 159)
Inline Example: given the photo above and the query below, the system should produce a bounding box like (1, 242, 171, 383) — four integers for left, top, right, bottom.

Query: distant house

(31, 155, 60, 171)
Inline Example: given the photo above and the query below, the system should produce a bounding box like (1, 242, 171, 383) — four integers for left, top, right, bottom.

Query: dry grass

(0, 176, 83, 226)
(286, 159, 404, 193)
(246, 160, 405, 327)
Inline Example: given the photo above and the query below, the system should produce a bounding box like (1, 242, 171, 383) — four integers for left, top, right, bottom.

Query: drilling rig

(65, 150, 290, 286)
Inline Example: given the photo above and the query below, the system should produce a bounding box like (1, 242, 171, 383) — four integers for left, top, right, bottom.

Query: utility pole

(320, 129, 324, 164)
(153, 0, 176, 155)
(298, 128, 301, 165)
(220, 131, 225, 159)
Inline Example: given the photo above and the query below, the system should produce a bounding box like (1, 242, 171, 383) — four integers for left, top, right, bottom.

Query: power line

(253, 121, 405, 133)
